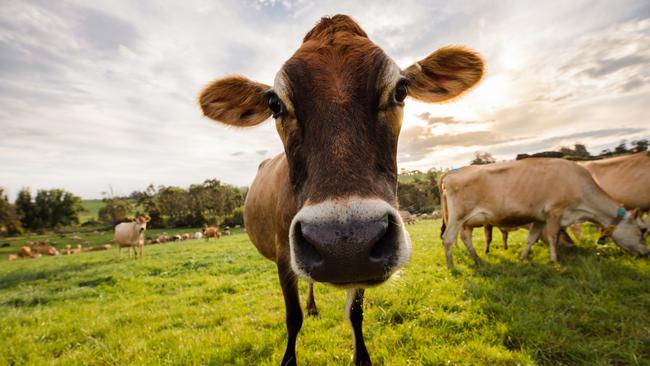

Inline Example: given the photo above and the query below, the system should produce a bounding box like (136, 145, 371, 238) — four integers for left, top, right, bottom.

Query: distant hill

(80, 199, 104, 223)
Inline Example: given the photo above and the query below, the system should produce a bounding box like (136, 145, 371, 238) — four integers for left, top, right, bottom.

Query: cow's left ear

(402, 46, 484, 103)
(629, 208, 641, 220)
(199, 75, 272, 127)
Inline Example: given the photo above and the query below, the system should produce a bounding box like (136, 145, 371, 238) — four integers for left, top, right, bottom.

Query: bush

(223, 207, 244, 227)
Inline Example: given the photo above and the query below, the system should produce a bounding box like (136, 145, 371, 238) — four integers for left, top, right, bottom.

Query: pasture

(1, 221, 649, 365)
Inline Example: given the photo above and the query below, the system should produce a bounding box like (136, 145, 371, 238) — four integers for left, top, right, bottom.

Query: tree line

(0, 188, 85, 235)
(99, 179, 246, 228)
(1, 139, 646, 236)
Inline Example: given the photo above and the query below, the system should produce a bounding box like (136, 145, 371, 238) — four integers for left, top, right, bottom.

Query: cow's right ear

(199, 75, 272, 127)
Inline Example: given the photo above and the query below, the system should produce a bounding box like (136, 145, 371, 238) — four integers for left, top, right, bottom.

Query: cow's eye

(394, 79, 409, 104)
(267, 93, 283, 118)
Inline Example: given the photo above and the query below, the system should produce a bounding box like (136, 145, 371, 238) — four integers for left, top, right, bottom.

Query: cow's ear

(630, 208, 641, 220)
(199, 75, 272, 127)
(402, 46, 484, 103)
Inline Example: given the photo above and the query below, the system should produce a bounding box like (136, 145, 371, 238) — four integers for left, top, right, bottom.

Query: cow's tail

(439, 173, 449, 239)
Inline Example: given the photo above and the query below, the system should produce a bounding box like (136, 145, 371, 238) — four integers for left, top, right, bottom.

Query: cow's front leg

(347, 288, 371, 366)
(306, 281, 318, 316)
(277, 261, 303, 366)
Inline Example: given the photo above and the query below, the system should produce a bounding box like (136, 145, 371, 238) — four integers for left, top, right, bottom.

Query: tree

(98, 198, 133, 226)
(397, 170, 439, 214)
(15, 188, 36, 230)
(470, 151, 495, 165)
(631, 139, 648, 152)
(15, 188, 84, 230)
(0, 188, 23, 236)
(614, 140, 629, 155)
(559, 143, 591, 159)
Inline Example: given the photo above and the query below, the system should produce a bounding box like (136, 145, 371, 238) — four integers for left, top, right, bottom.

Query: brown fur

(580, 152, 650, 212)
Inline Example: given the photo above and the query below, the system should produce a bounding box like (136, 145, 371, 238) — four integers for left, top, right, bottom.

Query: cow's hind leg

(347, 288, 371, 366)
(520, 222, 544, 260)
(277, 260, 303, 366)
(545, 216, 562, 263)
(306, 281, 318, 316)
(501, 228, 509, 250)
(484, 225, 493, 254)
(460, 226, 481, 265)
(442, 221, 462, 269)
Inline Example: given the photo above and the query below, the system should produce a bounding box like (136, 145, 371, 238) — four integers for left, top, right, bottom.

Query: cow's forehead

(273, 43, 401, 107)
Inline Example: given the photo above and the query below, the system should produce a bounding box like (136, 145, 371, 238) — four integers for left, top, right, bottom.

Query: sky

(1, 0, 649, 199)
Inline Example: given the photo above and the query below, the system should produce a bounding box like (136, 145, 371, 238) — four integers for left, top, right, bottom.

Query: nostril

(369, 215, 397, 262)
(295, 222, 323, 265)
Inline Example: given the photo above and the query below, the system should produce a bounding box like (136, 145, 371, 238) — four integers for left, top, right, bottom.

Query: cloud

(416, 113, 483, 126)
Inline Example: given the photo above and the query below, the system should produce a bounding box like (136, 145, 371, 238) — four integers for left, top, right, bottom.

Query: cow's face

(134, 216, 149, 233)
(199, 15, 483, 286)
(612, 209, 649, 256)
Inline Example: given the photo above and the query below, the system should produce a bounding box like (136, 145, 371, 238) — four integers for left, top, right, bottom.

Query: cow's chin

(288, 197, 412, 287)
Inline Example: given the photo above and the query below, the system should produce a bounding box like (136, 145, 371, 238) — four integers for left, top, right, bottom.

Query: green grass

(1, 221, 649, 365)
(79, 199, 105, 223)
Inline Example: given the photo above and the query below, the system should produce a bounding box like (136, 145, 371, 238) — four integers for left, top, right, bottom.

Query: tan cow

(114, 216, 150, 258)
(202, 226, 221, 240)
(580, 152, 650, 235)
(199, 14, 483, 364)
(440, 158, 647, 268)
(33, 245, 59, 256)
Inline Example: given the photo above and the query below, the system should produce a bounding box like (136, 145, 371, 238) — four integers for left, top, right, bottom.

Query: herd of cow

(113, 220, 233, 258)
(7, 222, 235, 261)
(3, 13, 647, 365)
(195, 14, 650, 365)
(439, 151, 650, 267)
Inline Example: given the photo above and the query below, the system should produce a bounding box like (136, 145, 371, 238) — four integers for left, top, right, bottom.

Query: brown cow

(440, 158, 648, 267)
(202, 226, 221, 240)
(199, 14, 483, 365)
(580, 152, 650, 236)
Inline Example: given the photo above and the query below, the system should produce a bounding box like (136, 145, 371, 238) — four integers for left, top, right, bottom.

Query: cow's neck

(582, 189, 620, 227)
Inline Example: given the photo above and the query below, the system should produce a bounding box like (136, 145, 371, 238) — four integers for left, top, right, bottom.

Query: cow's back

(244, 153, 297, 262)
(443, 159, 590, 225)
(581, 152, 650, 211)
(114, 222, 135, 245)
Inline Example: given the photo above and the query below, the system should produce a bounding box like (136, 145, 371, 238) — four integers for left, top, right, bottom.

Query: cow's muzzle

(289, 198, 411, 286)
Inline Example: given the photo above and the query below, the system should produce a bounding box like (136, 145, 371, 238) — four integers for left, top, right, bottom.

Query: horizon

(1, 1, 649, 200)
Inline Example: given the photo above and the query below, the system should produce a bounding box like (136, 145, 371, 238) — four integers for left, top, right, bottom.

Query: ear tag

(616, 207, 626, 218)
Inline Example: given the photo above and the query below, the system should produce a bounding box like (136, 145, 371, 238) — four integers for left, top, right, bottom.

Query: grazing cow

(114, 216, 150, 258)
(8, 254, 17, 261)
(223, 228, 231, 236)
(193, 232, 203, 240)
(181, 233, 190, 241)
(17, 246, 39, 258)
(202, 227, 221, 240)
(62, 245, 72, 255)
(170, 235, 182, 242)
(579, 152, 650, 236)
(440, 158, 648, 267)
(33, 245, 59, 256)
(1, 242, 10, 248)
(85, 244, 111, 252)
(198, 14, 483, 364)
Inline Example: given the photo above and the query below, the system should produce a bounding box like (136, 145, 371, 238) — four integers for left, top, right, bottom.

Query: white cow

(115, 216, 150, 258)
(194, 232, 203, 240)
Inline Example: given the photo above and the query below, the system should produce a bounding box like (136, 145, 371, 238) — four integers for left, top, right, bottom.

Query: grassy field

(79, 199, 105, 223)
(1, 221, 649, 365)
